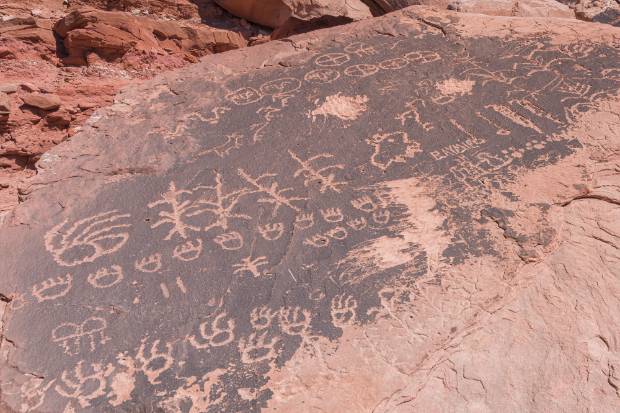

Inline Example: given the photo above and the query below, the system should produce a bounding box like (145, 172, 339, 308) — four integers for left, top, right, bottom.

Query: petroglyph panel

(2, 19, 619, 413)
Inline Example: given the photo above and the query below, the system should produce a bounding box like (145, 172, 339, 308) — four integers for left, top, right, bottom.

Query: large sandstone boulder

(214, 0, 373, 29)
(1, 5, 619, 413)
(54, 7, 247, 65)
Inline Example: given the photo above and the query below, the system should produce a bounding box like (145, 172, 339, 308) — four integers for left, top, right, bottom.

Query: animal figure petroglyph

(87, 265, 124, 288)
(52, 316, 110, 355)
(367, 131, 421, 170)
(45, 211, 131, 266)
(32, 274, 72, 302)
(198, 132, 244, 158)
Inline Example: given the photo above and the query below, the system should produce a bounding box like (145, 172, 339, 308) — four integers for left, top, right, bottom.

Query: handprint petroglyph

(331, 294, 358, 328)
(134, 253, 162, 273)
(320, 208, 344, 223)
(258, 222, 285, 241)
(172, 238, 203, 261)
(187, 312, 236, 350)
(32, 274, 72, 302)
(213, 231, 244, 250)
(351, 195, 379, 212)
(239, 331, 281, 365)
(250, 306, 278, 330)
(295, 212, 315, 230)
(135, 338, 174, 385)
(87, 265, 124, 289)
(45, 211, 131, 266)
(55, 361, 114, 408)
(347, 216, 368, 231)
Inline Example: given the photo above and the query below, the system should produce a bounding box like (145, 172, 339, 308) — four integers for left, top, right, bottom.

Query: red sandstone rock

(21, 93, 62, 111)
(448, 0, 575, 17)
(0, 93, 10, 116)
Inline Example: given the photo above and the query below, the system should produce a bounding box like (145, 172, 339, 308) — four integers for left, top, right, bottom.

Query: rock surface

(448, 0, 575, 17)
(1, 5, 619, 413)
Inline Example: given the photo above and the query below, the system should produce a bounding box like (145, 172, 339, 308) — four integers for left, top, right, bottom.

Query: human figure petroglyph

(304, 68, 340, 84)
(331, 294, 358, 328)
(148, 182, 201, 240)
(233, 255, 270, 278)
(315, 52, 350, 67)
(213, 231, 244, 250)
(187, 311, 236, 349)
(351, 195, 378, 212)
(32, 274, 72, 303)
(239, 331, 281, 365)
(258, 222, 285, 241)
(52, 316, 110, 355)
(250, 306, 278, 330)
(135, 338, 175, 385)
(295, 212, 314, 230)
(347, 216, 368, 231)
(190, 173, 252, 233)
(198, 132, 244, 158)
(344, 63, 379, 78)
(367, 131, 421, 171)
(55, 361, 114, 408)
(172, 238, 203, 261)
(320, 208, 344, 223)
(379, 57, 409, 70)
(289, 150, 346, 193)
(344, 42, 377, 57)
(396, 99, 433, 130)
(87, 265, 124, 289)
(45, 211, 131, 266)
(134, 253, 162, 273)
(225, 87, 262, 105)
(237, 168, 308, 216)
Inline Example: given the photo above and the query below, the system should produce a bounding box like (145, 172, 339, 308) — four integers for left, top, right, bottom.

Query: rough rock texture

(0, 0, 265, 219)
(448, 0, 575, 17)
(0, 5, 619, 412)
(54, 7, 246, 65)
(215, 0, 374, 35)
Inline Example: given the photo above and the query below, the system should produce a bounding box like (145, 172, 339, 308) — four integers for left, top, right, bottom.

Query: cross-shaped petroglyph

(237, 168, 308, 216)
(288, 150, 346, 193)
(233, 255, 270, 278)
(31, 274, 72, 302)
(55, 361, 114, 408)
(148, 182, 200, 241)
(45, 211, 131, 266)
(51, 316, 110, 355)
(187, 311, 236, 350)
(87, 265, 124, 289)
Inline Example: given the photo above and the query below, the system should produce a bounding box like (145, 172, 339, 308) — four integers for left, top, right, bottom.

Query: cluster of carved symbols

(9, 30, 620, 413)
(45, 211, 131, 266)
